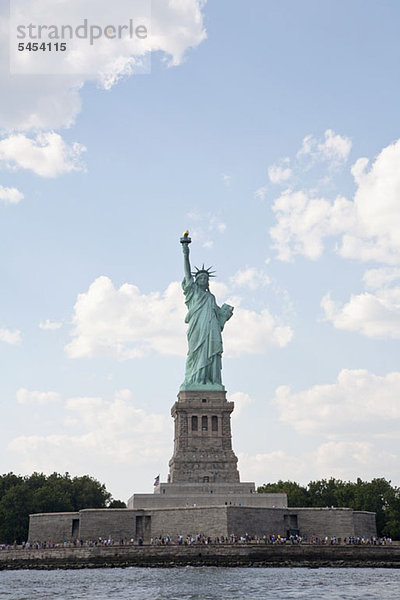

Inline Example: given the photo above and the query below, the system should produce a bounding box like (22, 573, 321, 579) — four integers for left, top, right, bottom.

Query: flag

(154, 474, 160, 487)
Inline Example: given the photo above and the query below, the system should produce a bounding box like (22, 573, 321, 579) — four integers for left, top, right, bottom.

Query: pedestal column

(168, 389, 240, 483)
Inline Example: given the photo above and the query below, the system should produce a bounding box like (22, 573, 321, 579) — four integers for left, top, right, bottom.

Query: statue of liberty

(180, 232, 233, 390)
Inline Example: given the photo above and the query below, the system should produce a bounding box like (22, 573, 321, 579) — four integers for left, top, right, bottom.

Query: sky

(1, 0, 400, 503)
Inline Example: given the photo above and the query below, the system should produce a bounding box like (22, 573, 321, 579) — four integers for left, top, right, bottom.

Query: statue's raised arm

(180, 230, 192, 285)
(179, 231, 233, 391)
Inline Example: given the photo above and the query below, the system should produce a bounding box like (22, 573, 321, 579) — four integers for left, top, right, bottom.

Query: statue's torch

(180, 230, 192, 245)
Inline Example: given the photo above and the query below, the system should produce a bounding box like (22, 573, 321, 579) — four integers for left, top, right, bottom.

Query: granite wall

(3, 544, 400, 571)
(79, 509, 136, 541)
(131, 492, 287, 510)
(29, 512, 80, 542)
(28, 506, 377, 543)
(149, 506, 228, 538)
(353, 511, 378, 538)
(227, 507, 288, 537)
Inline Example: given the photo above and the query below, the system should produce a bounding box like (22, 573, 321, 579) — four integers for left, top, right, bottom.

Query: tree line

(0, 472, 126, 543)
(2, 473, 398, 543)
(258, 477, 400, 538)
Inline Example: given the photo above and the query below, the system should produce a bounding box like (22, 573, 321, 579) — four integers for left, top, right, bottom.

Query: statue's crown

(192, 264, 216, 278)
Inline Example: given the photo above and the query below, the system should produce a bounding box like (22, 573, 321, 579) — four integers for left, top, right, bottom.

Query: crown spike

(192, 264, 217, 279)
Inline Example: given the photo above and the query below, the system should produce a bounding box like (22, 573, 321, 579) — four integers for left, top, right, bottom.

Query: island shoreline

(1, 544, 399, 570)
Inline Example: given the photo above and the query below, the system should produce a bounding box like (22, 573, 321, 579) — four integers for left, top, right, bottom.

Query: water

(0, 568, 399, 600)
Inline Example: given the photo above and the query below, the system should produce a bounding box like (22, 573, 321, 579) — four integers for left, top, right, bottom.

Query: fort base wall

(29, 512, 80, 542)
(28, 505, 376, 543)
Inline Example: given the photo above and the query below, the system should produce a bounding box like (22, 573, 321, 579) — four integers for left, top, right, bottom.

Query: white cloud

(0, 328, 22, 345)
(0, 0, 206, 132)
(208, 216, 226, 234)
(363, 267, 400, 290)
(216, 279, 293, 355)
(321, 287, 400, 339)
(237, 443, 399, 487)
(16, 388, 61, 405)
(318, 129, 352, 163)
(270, 137, 400, 265)
(230, 267, 270, 290)
(229, 392, 252, 418)
(266, 368, 400, 485)
(225, 305, 293, 355)
(0, 185, 24, 205)
(65, 389, 169, 450)
(275, 368, 400, 434)
(0, 74, 83, 134)
(65, 276, 186, 360)
(268, 164, 292, 184)
(270, 190, 353, 261)
(66, 275, 292, 360)
(238, 450, 306, 485)
(188, 213, 227, 248)
(297, 129, 352, 165)
(254, 185, 267, 201)
(265, 130, 400, 267)
(338, 139, 400, 264)
(314, 441, 397, 480)
(9, 389, 171, 478)
(0, 133, 86, 178)
(39, 319, 63, 330)
(322, 265, 400, 341)
(221, 173, 231, 187)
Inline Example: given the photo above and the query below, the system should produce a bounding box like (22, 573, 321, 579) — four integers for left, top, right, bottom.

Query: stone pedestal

(168, 389, 240, 484)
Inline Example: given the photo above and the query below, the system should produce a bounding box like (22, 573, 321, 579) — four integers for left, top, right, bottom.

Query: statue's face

(196, 273, 209, 290)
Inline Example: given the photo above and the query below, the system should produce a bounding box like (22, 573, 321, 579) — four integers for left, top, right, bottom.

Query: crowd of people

(0, 534, 394, 550)
(149, 534, 393, 546)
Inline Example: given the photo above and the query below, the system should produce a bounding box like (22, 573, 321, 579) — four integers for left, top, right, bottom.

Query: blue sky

(1, 0, 400, 502)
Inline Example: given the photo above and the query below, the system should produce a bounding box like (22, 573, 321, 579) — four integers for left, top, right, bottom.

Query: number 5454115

(18, 42, 67, 51)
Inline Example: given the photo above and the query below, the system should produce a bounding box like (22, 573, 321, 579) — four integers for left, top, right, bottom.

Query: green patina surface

(180, 235, 233, 391)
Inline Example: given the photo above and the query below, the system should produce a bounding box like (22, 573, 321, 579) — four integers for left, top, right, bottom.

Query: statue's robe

(182, 278, 227, 386)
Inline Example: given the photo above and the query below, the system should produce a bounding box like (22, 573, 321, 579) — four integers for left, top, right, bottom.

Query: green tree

(257, 480, 310, 507)
(70, 474, 111, 510)
(0, 473, 23, 496)
(0, 484, 33, 543)
(257, 477, 400, 538)
(382, 490, 400, 539)
(108, 499, 127, 508)
(307, 478, 347, 507)
(32, 472, 75, 514)
(334, 481, 357, 509)
(0, 472, 114, 543)
(352, 478, 397, 536)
